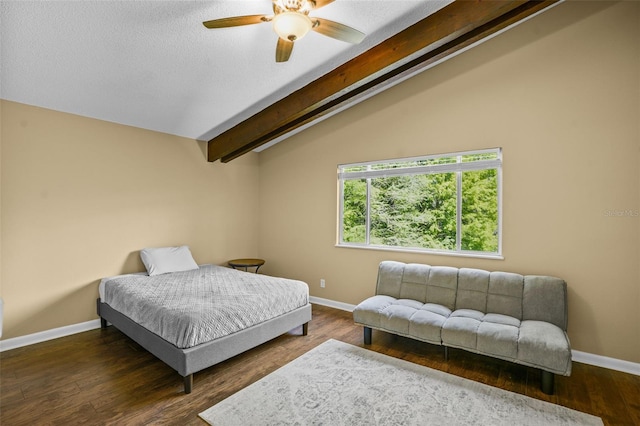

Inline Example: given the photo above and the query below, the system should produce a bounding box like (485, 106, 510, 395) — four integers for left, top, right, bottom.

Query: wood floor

(1, 304, 639, 425)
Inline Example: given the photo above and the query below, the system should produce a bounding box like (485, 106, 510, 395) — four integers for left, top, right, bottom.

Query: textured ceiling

(0, 0, 452, 142)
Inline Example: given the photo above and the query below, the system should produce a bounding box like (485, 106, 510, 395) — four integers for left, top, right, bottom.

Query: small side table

(228, 258, 265, 273)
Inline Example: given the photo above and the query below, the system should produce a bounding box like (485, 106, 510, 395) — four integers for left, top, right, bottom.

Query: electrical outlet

(320, 279, 325, 288)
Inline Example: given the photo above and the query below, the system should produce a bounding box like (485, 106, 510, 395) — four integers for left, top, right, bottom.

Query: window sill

(335, 243, 504, 260)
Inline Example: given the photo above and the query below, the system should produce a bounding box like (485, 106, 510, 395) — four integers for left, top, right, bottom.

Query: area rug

(199, 339, 603, 425)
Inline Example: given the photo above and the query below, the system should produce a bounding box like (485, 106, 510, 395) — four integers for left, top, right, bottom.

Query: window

(338, 148, 502, 257)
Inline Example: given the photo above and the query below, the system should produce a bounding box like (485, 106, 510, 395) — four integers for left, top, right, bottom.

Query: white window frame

(337, 148, 503, 258)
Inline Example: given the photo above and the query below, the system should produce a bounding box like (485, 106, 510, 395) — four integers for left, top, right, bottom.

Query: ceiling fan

(203, 0, 366, 62)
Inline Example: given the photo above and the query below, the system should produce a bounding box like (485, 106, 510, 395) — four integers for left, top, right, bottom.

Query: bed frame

(97, 298, 312, 394)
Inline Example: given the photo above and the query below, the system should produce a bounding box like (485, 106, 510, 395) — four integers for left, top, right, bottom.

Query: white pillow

(140, 245, 199, 276)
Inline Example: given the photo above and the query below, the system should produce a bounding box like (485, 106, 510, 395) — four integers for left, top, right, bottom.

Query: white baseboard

(0, 319, 102, 352)
(2, 301, 639, 378)
(571, 349, 640, 376)
(309, 296, 356, 312)
(309, 296, 640, 377)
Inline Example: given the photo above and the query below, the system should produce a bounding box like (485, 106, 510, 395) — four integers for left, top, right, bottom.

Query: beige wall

(0, 101, 260, 339)
(258, 1, 640, 363)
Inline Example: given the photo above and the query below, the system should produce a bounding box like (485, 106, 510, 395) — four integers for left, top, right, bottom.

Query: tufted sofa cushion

(353, 294, 451, 345)
(441, 310, 520, 359)
(518, 320, 572, 373)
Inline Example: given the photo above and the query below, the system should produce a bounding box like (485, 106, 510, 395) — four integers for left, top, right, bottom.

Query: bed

(96, 247, 311, 394)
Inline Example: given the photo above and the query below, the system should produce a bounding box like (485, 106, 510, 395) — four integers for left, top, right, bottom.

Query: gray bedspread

(101, 265, 309, 349)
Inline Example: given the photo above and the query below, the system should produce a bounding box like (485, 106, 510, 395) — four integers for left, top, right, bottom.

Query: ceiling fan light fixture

(273, 12, 313, 41)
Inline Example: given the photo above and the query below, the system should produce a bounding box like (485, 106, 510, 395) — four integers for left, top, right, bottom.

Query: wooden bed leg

(184, 374, 193, 394)
(100, 317, 108, 329)
(302, 322, 309, 336)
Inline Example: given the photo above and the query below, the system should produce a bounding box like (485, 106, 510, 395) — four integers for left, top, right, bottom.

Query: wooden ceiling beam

(208, 0, 560, 163)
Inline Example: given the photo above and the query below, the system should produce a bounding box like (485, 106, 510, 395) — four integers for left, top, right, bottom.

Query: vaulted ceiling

(1, 1, 559, 162)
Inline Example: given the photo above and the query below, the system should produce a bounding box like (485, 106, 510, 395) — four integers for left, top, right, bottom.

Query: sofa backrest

(523, 275, 568, 330)
(376, 261, 458, 311)
(375, 261, 568, 330)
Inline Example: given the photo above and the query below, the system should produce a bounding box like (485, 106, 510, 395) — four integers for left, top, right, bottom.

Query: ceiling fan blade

(203, 15, 269, 29)
(276, 38, 294, 62)
(312, 0, 335, 9)
(311, 18, 365, 44)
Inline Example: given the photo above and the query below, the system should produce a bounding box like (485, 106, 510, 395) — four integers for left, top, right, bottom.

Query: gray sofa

(353, 261, 572, 394)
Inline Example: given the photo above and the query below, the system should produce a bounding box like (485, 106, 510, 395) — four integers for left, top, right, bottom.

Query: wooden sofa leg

(184, 374, 193, 394)
(541, 370, 555, 395)
(364, 327, 372, 345)
(444, 346, 449, 361)
(302, 322, 309, 336)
